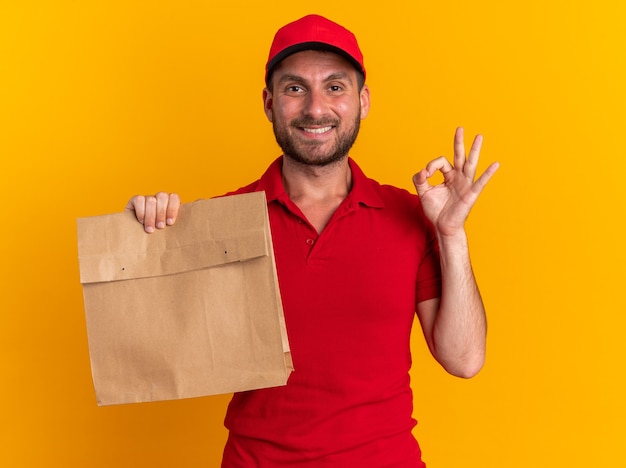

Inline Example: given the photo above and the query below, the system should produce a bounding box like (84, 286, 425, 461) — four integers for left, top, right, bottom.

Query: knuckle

(131, 195, 145, 207)
(155, 191, 170, 202)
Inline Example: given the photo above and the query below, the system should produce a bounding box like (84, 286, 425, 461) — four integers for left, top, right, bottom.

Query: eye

(286, 85, 304, 94)
(329, 85, 342, 92)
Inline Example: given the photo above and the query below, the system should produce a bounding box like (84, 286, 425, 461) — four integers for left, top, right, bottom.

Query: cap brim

(265, 42, 365, 84)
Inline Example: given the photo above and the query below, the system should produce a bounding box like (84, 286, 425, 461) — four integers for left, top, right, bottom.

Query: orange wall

(2, 1, 625, 467)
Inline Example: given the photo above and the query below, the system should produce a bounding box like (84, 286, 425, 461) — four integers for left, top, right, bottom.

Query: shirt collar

(346, 157, 385, 209)
(256, 156, 385, 209)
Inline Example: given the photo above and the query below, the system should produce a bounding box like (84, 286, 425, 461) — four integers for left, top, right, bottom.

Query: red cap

(265, 15, 366, 85)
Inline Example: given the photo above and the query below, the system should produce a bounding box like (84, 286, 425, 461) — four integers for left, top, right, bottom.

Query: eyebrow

(277, 74, 306, 85)
(325, 72, 352, 83)
(277, 72, 354, 86)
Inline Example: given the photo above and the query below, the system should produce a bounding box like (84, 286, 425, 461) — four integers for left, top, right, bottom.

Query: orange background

(1, 1, 625, 466)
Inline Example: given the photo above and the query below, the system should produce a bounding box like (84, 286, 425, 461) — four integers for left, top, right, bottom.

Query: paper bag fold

(77, 192, 292, 406)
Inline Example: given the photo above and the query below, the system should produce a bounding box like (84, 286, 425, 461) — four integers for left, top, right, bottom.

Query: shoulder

(224, 157, 284, 199)
(364, 176, 422, 213)
(225, 180, 262, 196)
(363, 178, 434, 233)
(349, 159, 419, 209)
(377, 182, 419, 204)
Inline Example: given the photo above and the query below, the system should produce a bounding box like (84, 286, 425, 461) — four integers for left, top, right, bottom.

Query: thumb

(412, 169, 431, 196)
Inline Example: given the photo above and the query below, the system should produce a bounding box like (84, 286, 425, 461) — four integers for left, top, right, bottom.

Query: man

(127, 14, 498, 467)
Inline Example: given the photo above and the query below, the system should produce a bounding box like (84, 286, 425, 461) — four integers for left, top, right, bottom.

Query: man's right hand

(125, 192, 181, 233)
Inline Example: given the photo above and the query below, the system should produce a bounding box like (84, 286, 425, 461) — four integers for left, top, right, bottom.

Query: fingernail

(166, 218, 174, 226)
(156, 221, 165, 229)
(146, 226, 154, 233)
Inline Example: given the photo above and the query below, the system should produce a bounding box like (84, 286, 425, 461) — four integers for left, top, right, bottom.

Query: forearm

(431, 230, 487, 378)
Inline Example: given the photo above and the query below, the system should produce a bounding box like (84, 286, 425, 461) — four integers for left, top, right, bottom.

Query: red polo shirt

(222, 157, 441, 467)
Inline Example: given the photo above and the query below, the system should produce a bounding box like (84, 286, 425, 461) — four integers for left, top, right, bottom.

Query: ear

(263, 88, 273, 122)
(359, 84, 370, 120)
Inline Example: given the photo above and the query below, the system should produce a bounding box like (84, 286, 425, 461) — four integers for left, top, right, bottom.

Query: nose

(302, 88, 328, 119)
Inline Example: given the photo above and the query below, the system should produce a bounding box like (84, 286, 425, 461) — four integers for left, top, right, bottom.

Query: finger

(425, 156, 454, 178)
(125, 195, 146, 223)
(464, 134, 483, 180)
(453, 127, 466, 171)
(412, 169, 432, 196)
(165, 193, 181, 226)
(154, 192, 170, 229)
(471, 161, 500, 195)
(143, 196, 157, 233)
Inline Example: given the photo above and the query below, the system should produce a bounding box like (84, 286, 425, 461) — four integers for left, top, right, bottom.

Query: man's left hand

(413, 127, 499, 237)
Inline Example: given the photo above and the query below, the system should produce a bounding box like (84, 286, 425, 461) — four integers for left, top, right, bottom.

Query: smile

(302, 126, 333, 135)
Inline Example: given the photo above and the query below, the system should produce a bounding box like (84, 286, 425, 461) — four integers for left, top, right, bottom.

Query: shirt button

(305, 238, 315, 246)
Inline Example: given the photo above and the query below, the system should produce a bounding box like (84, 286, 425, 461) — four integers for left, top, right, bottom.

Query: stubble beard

(272, 114, 361, 167)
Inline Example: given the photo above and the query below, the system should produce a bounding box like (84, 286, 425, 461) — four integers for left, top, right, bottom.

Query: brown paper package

(77, 192, 293, 406)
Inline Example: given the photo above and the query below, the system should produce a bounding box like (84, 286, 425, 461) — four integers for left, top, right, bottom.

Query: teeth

(303, 126, 332, 134)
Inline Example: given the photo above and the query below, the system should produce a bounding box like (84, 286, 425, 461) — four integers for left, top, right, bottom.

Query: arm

(125, 192, 181, 233)
(413, 127, 499, 378)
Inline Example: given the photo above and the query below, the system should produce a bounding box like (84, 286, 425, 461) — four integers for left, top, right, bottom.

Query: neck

(281, 155, 352, 233)
(282, 155, 352, 200)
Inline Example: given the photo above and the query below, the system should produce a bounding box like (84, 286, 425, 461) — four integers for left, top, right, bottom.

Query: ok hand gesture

(413, 127, 499, 238)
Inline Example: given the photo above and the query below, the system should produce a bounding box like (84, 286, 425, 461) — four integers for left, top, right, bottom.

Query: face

(263, 50, 370, 167)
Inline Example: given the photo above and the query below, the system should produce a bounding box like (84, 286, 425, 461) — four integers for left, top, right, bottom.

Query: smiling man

(265, 49, 368, 169)
(127, 14, 498, 467)
(262, 48, 370, 233)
